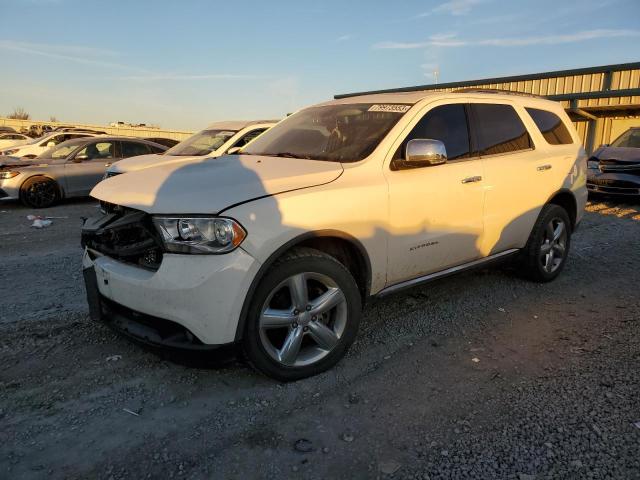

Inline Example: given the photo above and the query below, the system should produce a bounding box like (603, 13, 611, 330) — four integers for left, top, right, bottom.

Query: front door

(384, 103, 485, 286)
(64, 141, 117, 196)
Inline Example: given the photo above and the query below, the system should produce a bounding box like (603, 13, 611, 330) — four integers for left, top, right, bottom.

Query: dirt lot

(1, 197, 639, 479)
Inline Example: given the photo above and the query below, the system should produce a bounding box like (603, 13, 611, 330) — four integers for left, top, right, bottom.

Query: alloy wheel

(539, 217, 567, 274)
(26, 181, 56, 208)
(258, 272, 347, 367)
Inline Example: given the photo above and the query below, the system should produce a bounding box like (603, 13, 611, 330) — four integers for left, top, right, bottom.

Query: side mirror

(227, 146, 242, 155)
(399, 139, 447, 169)
(47, 141, 56, 147)
(74, 154, 88, 162)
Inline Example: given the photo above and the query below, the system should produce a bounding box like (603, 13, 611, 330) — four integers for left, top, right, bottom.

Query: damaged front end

(81, 203, 164, 270)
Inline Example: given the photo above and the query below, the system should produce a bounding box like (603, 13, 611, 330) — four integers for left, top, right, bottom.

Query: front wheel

(520, 204, 572, 282)
(242, 247, 361, 381)
(20, 176, 60, 208)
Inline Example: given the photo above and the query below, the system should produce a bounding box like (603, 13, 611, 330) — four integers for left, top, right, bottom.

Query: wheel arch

(19, 174, 64, 200)
(234, 230, 372, 342)
(546, 189, 577, 228)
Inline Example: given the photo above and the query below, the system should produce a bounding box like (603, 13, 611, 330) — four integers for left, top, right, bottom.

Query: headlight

(0, 171, 19, 179)
(587, 159, 599, 170)
(1, 149, 19, 156)
(152, 216, 246, 254)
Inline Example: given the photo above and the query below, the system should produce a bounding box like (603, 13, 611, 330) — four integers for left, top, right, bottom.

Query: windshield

(611, 129, 640, 148)
(37, 143, 80, 159)
(242, 103, 410, 162)
(164, 129, 237, 157)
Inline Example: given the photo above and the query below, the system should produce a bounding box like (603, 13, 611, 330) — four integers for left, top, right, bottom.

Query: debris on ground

(122, 408, 140, 417)
(378, 460, 402, 474)
(293, 438, 314, 453)
(341, 433, 354, 442)
(105, 355, 122, 362)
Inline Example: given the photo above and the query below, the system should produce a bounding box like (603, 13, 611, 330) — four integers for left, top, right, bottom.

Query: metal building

(336, 62, 640, 153)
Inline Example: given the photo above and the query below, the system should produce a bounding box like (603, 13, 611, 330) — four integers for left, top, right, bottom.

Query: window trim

(524, 107, 574, 147)
(389, 102, 479, 169)
(468, 102, 536, 159)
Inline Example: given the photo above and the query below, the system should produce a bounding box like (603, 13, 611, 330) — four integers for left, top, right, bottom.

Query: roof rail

(452, 88, 543, 98)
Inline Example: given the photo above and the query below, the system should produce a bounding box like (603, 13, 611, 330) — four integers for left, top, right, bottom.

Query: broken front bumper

(82, 246, 261, 347)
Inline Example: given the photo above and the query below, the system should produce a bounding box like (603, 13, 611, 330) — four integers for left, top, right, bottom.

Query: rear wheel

(521, 204, 571, 282)
(242, 247, 361, 381)
(20, 176, 60, 208)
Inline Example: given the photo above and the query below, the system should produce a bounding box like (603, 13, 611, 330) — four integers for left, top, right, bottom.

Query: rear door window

(121, 141, 151, 158)
(233, 128, 268, 148)
(526, 108, 573, 145)
(470, 104, 532, 156)
(394, 104, 472, 161)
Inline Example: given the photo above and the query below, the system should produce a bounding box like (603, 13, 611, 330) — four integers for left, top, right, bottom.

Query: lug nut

(292, 322, 298, 328)
(303, 326, 309, 332)
(312, 316, 317, 321)
(293, 309, 299, 315)
(306, 305, 311, 311)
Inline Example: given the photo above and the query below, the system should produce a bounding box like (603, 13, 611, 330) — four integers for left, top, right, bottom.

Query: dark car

(0, 136, 166, 208)
(144, 137, 180, 148)
(587, 127, 640, 196)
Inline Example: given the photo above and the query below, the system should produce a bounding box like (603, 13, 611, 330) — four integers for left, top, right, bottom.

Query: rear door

(64, 141, 118, 196)
(469, 102, 550, 254)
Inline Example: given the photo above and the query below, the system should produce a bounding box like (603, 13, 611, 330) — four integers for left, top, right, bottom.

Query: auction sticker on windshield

(368, 104, 411, 113)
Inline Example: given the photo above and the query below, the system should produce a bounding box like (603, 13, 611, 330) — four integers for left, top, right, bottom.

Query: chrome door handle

(537, 164, 552, 171)
(461, 176, 482, 184)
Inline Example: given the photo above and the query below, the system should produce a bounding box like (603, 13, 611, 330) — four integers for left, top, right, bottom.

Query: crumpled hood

(108, 153, 200, 174)
(593, 146, 640, 163)
(91, 154, 343, 214)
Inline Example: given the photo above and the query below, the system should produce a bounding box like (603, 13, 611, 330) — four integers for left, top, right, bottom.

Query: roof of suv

(205, 120, 279, 130)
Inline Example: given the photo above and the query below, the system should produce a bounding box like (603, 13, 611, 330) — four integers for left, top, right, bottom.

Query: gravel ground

(1, 197, 639, 480)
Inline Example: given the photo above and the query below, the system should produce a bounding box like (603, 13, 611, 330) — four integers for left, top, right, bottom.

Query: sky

(0, 0, 638, 131)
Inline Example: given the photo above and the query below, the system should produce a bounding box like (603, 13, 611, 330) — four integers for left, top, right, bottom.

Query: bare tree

(7, 107, 30, 120)
(49, 116, 59, 123)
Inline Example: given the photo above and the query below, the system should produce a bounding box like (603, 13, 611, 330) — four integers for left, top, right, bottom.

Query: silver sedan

(0, 136, 166, 208)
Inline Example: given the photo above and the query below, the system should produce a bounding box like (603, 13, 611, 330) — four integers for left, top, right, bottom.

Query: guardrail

(0, 117, 194, 141)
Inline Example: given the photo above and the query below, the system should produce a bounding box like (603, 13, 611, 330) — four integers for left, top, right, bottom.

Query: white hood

(108, 153, 205, 174)
(91, 154, 343, 214)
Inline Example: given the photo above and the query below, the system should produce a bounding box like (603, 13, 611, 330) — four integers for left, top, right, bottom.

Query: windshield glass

(611, 129, 640, 148)
(38, 143, 79, 159)
(164, 129, 237, 157)
(242, 103, 411, 162)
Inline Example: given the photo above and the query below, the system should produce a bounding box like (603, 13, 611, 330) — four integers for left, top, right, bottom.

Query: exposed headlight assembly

(153, 216, 246, 254)
(0, 171, 19, 179)
(587, 159, 599, 170)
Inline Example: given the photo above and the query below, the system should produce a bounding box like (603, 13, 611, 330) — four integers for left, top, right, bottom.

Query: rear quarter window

(471, 104, 532, 156)
(526, 108, 573, 145)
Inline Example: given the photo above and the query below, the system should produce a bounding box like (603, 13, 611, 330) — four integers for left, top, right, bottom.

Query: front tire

(242, 247, 361, 381)
(521, 204, 572, 282)
(20, 176, 60, 208)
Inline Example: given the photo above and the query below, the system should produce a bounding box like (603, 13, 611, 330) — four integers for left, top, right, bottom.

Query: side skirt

(376, 249, 520, 298)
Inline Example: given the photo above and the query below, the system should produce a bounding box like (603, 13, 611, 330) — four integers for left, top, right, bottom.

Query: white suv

(82, 91, 587, 381)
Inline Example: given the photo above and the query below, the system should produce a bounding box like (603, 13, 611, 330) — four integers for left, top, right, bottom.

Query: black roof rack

(452, 88, 543, 98)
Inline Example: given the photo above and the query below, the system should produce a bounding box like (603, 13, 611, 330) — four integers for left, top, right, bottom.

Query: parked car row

(79, 90, 589, 381)
(0, 120, 277, 208)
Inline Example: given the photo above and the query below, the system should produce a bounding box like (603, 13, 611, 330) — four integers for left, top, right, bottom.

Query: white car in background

(104, 120, 277, 177)
(0, 133, 31, 149)
(0, 131, 99, 158)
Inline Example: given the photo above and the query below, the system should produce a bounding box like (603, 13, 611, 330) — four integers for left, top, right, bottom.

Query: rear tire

(520, 204, 571, 282)
(20, 176, 60, 208)
(242, 247, 361, 381)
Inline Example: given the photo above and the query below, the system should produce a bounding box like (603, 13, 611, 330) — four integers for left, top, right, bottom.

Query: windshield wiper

(265, 152, 313, 160)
